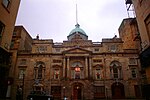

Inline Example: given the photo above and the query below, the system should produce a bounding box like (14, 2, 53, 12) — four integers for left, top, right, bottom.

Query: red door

(73, 85, 81, 100)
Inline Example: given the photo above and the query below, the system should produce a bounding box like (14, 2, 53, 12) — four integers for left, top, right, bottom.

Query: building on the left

(0, 0, 20, 99)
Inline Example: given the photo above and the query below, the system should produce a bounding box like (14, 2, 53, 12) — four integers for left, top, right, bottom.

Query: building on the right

(125, 0, 150, 99)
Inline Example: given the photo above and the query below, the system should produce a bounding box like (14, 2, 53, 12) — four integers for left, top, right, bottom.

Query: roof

(69, 24, 87, 36)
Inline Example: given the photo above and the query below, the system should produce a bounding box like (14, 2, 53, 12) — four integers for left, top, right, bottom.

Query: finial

(36, 34, 39, 40)
(75, 23, 80, 28)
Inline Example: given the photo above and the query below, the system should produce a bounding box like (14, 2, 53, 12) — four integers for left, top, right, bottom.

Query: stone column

(85, 57, 88, 78)
(63, 57, 66, 78)
(67, 57, 70, 78)
(89, 57, 92, 78)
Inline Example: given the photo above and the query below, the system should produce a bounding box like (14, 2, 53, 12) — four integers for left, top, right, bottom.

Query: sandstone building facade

(11, 23, 142, 100)
(0, 0, 20, 99)
(126, 0, 150, 98)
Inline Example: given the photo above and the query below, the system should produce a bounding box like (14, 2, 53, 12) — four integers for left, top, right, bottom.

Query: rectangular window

(95, 86, 105, 93)
(54, 69, 60, 79)
(10, 41, 14, 48)
(20, 59, 27, 65)
(113, 68, 118, 78)
(2, 0, 10, 8)
(129, 58, 137, 65)
(145, 14, 150, 41)
(131, 68, 137, 78)
(94, 48, 99, 52)
(13, 32, 17, 36)
(95, 69, 101, 80)
(18, 69, 25, 79)
(109, 45, 117, 52)
(93, 59, 102, 63)
(0, 21, 5, 38)
(56, 48, 60, 52)
(53, 60, 61, 63)
(38, 46, 47, 53)
(94, 86, 105, 98)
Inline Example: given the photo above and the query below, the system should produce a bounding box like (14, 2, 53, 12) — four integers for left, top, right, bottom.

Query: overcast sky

(15, 0, 128, 42)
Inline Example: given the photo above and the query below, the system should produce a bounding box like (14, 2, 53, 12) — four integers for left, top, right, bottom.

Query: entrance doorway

(111, 82, 125, 99)
(73, 85, 82, 100)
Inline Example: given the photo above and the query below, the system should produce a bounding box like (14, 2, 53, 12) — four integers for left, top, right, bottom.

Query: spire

(75, 0, 80, 28)
(76, 1, 78, 25)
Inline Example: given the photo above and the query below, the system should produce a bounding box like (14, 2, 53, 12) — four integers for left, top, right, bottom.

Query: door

(111, 82, 125, 99)
(73, 85, 82, 100)
(134, 85, 141, 98)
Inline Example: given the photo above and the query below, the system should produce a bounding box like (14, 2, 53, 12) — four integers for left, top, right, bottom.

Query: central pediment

(63, 47, 92, 54)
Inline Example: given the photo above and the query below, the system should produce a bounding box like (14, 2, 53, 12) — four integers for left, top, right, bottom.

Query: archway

(111, 82, 125, 99)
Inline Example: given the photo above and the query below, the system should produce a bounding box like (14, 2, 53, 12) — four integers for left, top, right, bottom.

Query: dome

(69, 24, 87, 36)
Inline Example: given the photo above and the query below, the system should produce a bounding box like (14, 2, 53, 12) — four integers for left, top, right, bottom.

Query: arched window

(38, 65, 43, 79)
(110, 61, 122, 79)
(54, 69, 60, 79)
(95, 65, 103, 80)
(96, 69, 101, 79)
(71, 62, 83, 79)
(34, 61, 45, 79)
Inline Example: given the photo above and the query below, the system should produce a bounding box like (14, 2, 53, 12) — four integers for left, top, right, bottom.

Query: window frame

(144, 14, 150, 41)
(129, 58, 137, 65)
(20, 59, 27, 65)
(54, 69, 60, 79)
(94, 48, 99, 52)
(95, 69, 101, 80)
(37, 45, 47, 53)
(131, 68, 137, 78)
(37, 65, 43, 79)
(34, 62, 45, 79)
(2, 0, 10, 8)
(109, 45, 117, 52)
(110, 61, 122, 79)
(18, 69, 25, 79)
(0, 21, 5, 38)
